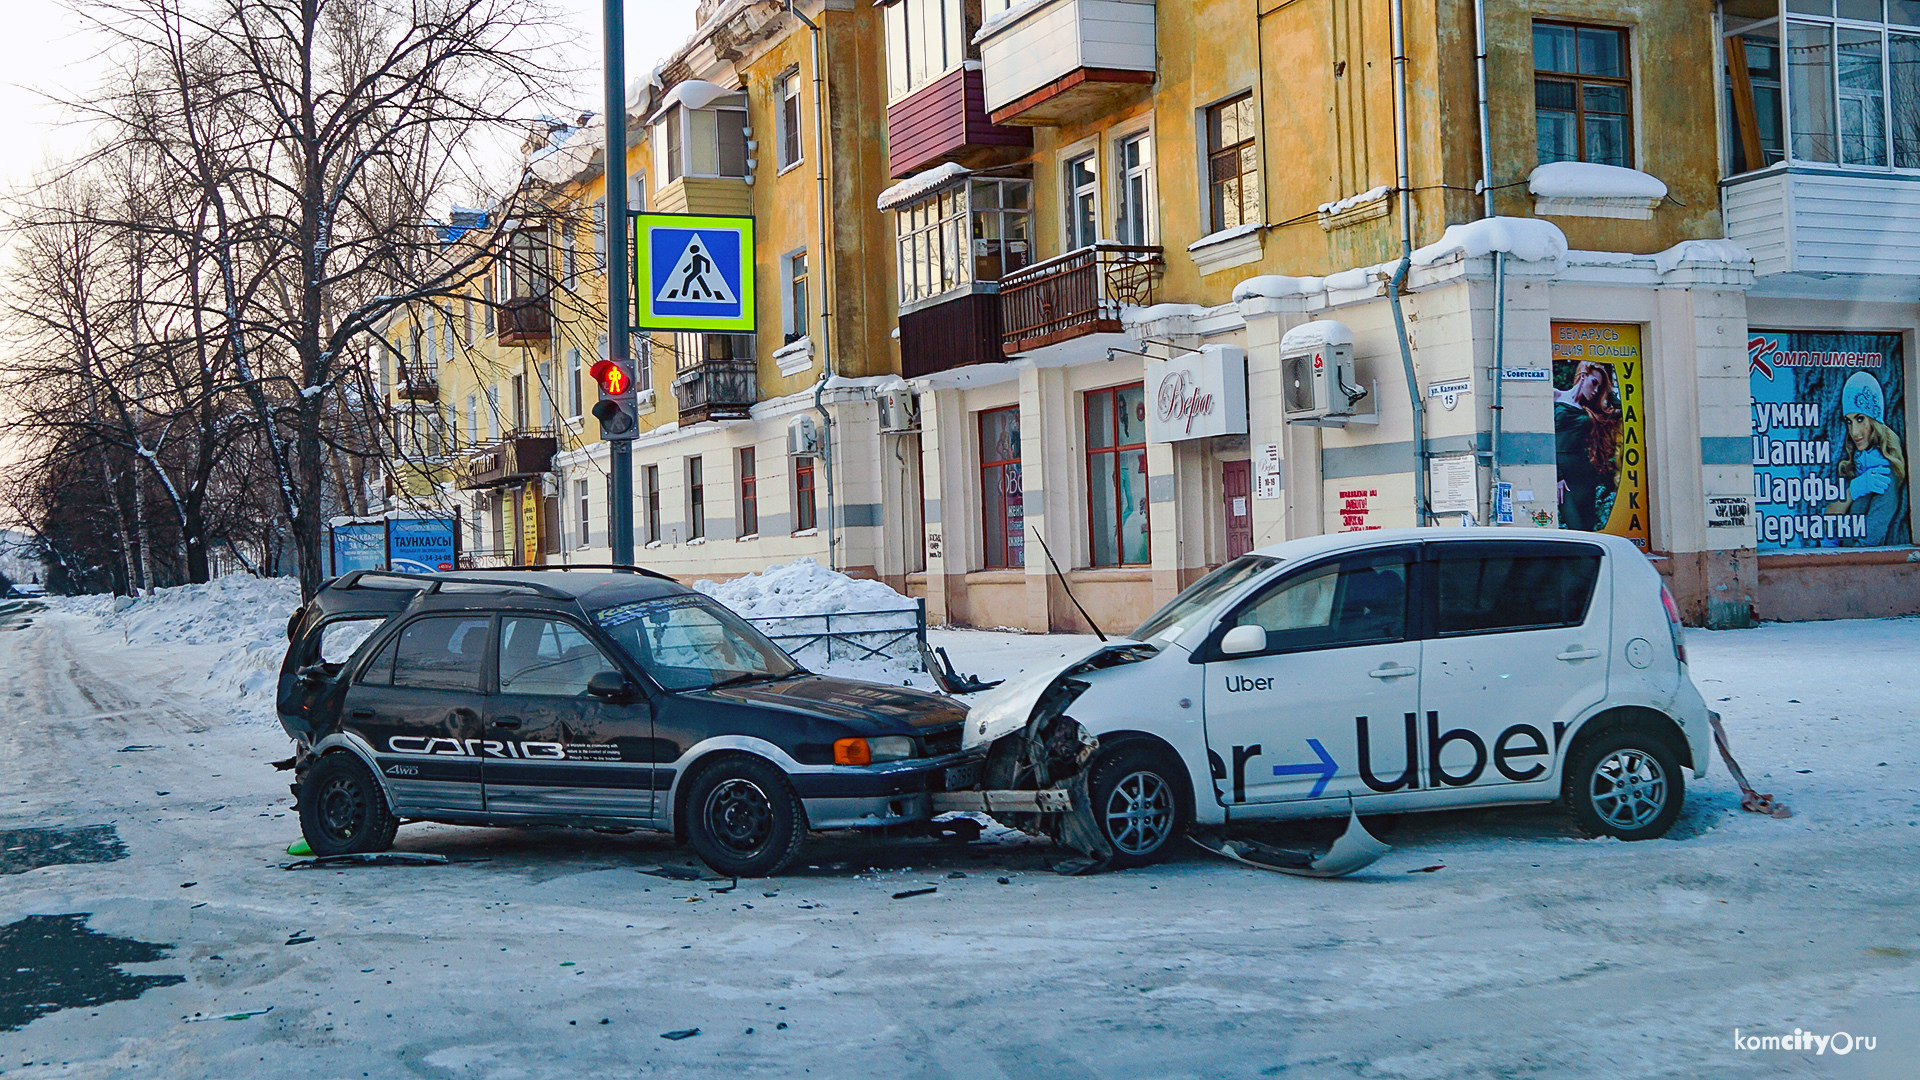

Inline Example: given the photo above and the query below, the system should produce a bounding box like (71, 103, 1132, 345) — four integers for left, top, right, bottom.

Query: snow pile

(1528, 162, 1668, 200)
(974, 0, 1052, 42)
(1186, 222, 1263, 252)
(877, 162, 970, 211)
(696, 558, 914, 619)
(1318, 184, 1392, 216)
(56, 575, 301, 720)
(1655, 239, 1753, 275)
(1232, 274, 1326, 301)
(1412, 216, 1568, 267)
(698, 559, 931, 687)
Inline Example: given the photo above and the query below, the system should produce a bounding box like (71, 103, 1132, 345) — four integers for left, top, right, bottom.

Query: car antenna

(1033, 528, 1106, 642)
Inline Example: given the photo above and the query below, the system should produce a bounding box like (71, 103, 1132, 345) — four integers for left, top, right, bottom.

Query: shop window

(738, 447, 759, 536)
(1085, 384, 1150, 567)
(893, 177, 1032, 307)
(1206, 93, 1260, 232)
(794, 456, 818, 532)
(979, 406, 1024, 569)
(1533, 21, 1632, 168)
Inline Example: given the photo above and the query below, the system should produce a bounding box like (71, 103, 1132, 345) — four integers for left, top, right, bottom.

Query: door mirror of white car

(1220, 624, 1268, 656)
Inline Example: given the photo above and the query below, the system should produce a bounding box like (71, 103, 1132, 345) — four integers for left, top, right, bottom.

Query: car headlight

(833, 736, 917, 765)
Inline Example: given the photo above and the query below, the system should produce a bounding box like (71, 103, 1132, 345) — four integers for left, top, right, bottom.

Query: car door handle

(1368, 664, 1417, 679)
(1556, 647, 1602, 661)
(349, 708, 375, 720)
(490, 718, 522, 730)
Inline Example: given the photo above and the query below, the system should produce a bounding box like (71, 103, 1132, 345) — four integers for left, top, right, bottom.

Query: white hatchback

(963, 528, 1711, 867)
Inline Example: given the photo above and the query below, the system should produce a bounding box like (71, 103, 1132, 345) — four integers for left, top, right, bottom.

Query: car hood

(691, 674, 967, 734)
(962, 640, 1162, 750)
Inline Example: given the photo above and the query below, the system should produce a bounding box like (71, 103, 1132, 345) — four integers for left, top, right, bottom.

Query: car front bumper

(794, 751, 984, 830)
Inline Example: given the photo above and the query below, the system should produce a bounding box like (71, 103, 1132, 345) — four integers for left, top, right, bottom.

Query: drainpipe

(1475, 0, 1507, 501)
(1389, 0, 1427, 525)
(790, 0, 838, 568)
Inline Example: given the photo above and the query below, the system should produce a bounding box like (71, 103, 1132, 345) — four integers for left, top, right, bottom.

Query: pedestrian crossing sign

(633, 212, 755, 332)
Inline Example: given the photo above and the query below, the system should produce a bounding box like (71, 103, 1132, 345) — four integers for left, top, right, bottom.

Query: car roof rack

(448, 563, 678, 583)
(332, 570, 433, 591)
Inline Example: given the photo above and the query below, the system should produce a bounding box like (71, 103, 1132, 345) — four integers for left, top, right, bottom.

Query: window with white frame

(537, 361, 555, 429)
(884, 0, 967, 101)
(1066, 152, 1099, 249)
(652, 101, 748, 185)
(576, 478, 591, 548)
(783, 250, 809, 344)
(632, 333, 653, 394)
(1725, 0, 1920, 172)
(892, 176, 1032, 306)
(567, 348, 583, 417)
(777, 70, 803, 169)
(592, 200, 606, 267)
(561, 229, 577, 291)
(486, 385, 501, 441)
(1115, 131, 1155, 245)
(466, 393, 479, 444)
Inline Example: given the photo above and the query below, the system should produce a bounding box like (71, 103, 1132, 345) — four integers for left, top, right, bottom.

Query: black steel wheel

(683, 755, 806, 878)
(298, 752, 398, 857)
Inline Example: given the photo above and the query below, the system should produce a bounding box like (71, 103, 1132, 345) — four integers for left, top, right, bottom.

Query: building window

(1065, 152, 1099, 249)
(576, 479, 591, 548)
(884, 0, 967, 101)
(633, 334, 653, 394)
(1085, 383, 1149, 567)
(466, 393, 479, 444)
(784, 250, 808, 343)
(686, 456, 705, 539)
(567, 347, 583, 417)
(512, 374, 528, 431)
(777, 70, 803, 169)
(1726, 2, 1920, 171)
(892, 177, 1032, 306)
(644, 465, 662, 544)
(979, 406, 1024, 569)
(560, 230, 577, 291)
(653, 103, 748, 183)
(738, 447, 758, 536)
(486, 385, 501, 442)
(463, 297, 473, 344)
(592, 200, 606, 266)
(1534, 21, 1632, 168)
(537, 362, 554, 429)
(1206, 92, 1260, 232)
(1116, 131, 1155, 246)
(794, 456, 817, 533)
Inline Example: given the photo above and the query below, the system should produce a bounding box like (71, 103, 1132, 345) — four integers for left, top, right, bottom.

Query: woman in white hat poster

(1825, 370, 1908, 546)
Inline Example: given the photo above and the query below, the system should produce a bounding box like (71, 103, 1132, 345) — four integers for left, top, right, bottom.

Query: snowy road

(1, 606, 1916, 1078)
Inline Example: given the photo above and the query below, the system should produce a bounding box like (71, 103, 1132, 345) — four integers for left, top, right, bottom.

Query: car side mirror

(587, 671, 635, 701)
(1219, 624, 1268, 657)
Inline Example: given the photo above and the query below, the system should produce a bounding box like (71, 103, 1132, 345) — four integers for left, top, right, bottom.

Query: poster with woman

(1749, 331, 1909, 549)
(1551, 322, 1650, 549)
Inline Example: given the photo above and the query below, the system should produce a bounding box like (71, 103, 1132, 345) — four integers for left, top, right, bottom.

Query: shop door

(1222, 460, 1253, 559)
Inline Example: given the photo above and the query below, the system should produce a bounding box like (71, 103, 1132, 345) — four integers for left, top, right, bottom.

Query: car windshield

(1131, 555, 1280, 644)
(592, 594, 800, 692)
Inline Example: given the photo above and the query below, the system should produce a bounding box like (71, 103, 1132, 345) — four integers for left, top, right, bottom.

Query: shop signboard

(520, 485, 542, 566)
(1551, 322, 1650, 549)
(1749, 330, 1908, 549)
(388, 518, 457, 574)
(329, 522, 387, 576)
(1145, 345, 1248, 443)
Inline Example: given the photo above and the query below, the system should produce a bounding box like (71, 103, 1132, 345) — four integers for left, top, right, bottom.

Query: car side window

(1228, 553, 1411, 654)
(317, 618, 384, 666)
(359, 633, 399, 686)
(390, 615, 491, 692)
(1434, 547, 1602, 636)
(498, 617, 618, 697)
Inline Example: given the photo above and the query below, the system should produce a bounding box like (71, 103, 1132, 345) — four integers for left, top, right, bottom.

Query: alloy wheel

(1588, 748, 1668, 831)
(1104, 770, 1174, 856)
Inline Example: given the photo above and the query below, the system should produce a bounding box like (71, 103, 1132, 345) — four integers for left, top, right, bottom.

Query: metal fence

(743, 599, 929, 674)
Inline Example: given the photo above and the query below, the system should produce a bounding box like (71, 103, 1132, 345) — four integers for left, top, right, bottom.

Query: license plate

(942, 762, 981, 791)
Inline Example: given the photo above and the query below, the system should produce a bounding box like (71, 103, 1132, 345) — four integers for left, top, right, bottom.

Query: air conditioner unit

(1279, 320, 1363, 420)
(787, 415, 822, 457)
(877, 387, 920, 433)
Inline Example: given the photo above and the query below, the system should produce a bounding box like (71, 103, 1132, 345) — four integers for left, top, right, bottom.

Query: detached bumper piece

(929, 789, 1073, 814)
(1188, 803, 1390, 879)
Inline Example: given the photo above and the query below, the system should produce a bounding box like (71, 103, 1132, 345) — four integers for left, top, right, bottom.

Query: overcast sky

(0, 0, 703, 200)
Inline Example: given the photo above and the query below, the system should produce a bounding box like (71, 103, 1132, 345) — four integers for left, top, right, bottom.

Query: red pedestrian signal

(589, 358, 629, 396)
(590, 357, 639, 440)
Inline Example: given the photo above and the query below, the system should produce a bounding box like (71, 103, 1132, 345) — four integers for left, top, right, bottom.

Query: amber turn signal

(832, 737, 871, 766)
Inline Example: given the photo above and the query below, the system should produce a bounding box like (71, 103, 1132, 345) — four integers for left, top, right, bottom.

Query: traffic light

(589, 357, 638, 439)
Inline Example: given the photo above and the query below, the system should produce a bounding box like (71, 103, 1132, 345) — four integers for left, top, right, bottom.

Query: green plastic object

(287, 838, 313, 857)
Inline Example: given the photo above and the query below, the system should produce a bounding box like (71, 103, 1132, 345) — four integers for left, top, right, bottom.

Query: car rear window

(1434, 546, 1601, 636)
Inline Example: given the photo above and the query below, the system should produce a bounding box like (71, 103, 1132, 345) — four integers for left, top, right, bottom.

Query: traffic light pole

(604, 0, 635, 564)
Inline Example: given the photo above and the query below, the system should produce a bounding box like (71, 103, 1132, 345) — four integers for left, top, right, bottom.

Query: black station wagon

(276, 567, 973, 876)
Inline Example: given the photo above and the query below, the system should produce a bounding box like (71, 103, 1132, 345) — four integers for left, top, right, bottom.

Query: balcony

(672, 358, 758, 423)
(976, 0, 1155, 127)
(999, 242, 1162, 355)
(886, 65, 1032, 179)
(495, 296, 550, 346)
(458, 432, 558, 490)
(899, 288, 1005, 379)
(395, 367, 438, 402)
(1723, 167, 1920, 294)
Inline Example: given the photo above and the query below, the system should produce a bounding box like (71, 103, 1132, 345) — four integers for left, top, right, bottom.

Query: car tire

(1085, 741, 1191, 869)
(1566, 727, 1685, 841)
(298, 752, 399, 857)
(683, 755, 806, 878)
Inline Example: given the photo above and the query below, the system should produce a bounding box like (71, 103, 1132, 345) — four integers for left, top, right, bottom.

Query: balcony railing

(495, 296, 550, 346)
(672, 358, 758, 423)
(458, 548, 515, 569)
(396, 367, 438, 402)
(457, 430, 558, 490)
(999, 242, 1162, 354)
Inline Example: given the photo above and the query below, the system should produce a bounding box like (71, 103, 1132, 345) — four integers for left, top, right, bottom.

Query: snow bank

(696, 558, 914, 619)
(1412, 216, 1568, 267)
(1232, 274, 1326, 301)
(1528, 162, 1668, 200)
(697, 559, 931, 687)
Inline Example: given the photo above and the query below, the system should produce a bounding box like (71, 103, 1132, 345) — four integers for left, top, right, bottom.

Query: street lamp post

(604, 0, 636, 564)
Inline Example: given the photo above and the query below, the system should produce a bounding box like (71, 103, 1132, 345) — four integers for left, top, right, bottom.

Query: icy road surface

(0, 606, 1915, 1078)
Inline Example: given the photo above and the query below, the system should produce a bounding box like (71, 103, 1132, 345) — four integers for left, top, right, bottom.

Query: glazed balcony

(976, 0, 1155, 127)
(886, 65, 1032, 179)
(395, 367, 438, 403)
(458, 432, 558, 490)
(999, 242, 1162, 355)
(495, 296, 550, 347)
(672, 358, 758, 424)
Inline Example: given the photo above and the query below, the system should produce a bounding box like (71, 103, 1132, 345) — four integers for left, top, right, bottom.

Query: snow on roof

(877, 162, 971, 211)
(1232, 275, 1328, 301)
(974, 0, 1053, 43)
(644, 79, 741, 126)
(1318, 185, 1391, 216)
(1528, 162, 1668, 201)
(1654, 239, 1752, 275)
(1186, 222, 1262, 252)
(1412, 216, 1568, 267)
(1281, 320, 1355, 352)
(1121, 302, 1208, 326)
